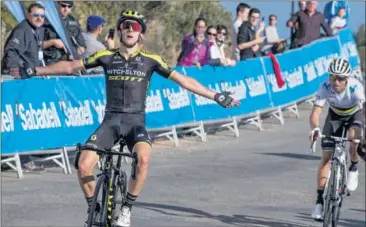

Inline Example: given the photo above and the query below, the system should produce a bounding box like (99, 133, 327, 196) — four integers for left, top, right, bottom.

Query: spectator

(262, 15, 286, 54)
(176, 17, 208, 65)
(232, 3, 251, 61)
(206, 26, 217, 42)
(1, 3, 58, 172)
(2, 3, 64, 77)
(82, 15, 106, 58)
(177, 31, 210, 68)
(299, 1, 307, 11)
(237, 8, 266, 61)
(288, 1, 307, 49)
(330, 7, 347, 32)
(209, 25, 236, 67)
(324, 1, 350, 25)
(287, 1, 333, 48)
(43, 1, 86, 65)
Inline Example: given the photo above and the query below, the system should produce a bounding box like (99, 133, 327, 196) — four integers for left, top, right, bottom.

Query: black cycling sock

(349, 161, 358, 171)
(122, 192, 137, 210)
(86, 196, 93, 208)
(316, 190, 324, 205)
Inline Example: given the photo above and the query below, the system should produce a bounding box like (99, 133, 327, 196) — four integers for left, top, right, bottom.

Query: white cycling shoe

(347, 170, 359, 191)
(311, 203, 323, 221)
(115, 206, 131, 227)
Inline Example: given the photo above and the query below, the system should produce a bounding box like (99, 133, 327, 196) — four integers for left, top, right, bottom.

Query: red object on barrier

(267, 53, 285, 88)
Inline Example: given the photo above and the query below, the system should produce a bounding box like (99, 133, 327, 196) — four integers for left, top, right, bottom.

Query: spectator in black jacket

(43, 1, 86, 65)
(1, 4, 58, 172)
(2, 3, 65, 78)
(237, 8, 266, 61)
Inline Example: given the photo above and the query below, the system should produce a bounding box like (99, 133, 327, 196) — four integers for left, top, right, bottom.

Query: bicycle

(78, 139, 138, 227)
(310, 124, 361, 227)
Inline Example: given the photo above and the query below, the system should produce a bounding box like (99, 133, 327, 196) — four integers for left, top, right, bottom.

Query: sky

(221, 1, 366, 39)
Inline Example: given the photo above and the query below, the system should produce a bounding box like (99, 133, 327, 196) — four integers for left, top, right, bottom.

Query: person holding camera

(43, 1, 86, 65)
(82, 15, 107, 58)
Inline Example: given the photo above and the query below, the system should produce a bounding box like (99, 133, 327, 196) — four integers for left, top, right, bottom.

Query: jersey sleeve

(82, 50, 112, 70)
(355, 81, 365, 109)
(314, 82, 328, 107)
(153, 55, 173, 79)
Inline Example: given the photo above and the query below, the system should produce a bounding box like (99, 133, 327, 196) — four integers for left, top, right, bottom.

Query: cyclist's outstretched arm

(169, 71, 216, 100)
(35, 60, 83, 76)
(169, 71, 240, 108)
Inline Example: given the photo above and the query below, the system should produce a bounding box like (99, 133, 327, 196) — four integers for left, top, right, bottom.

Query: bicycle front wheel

(86, 174, 109, 227)
(110, 171, 128, 223)
(323, 167, 336, 227)
(332, 165, 345, 227)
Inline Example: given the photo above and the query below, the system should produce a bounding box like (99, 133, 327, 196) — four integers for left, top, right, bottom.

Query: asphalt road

(2, 104, 365, 227)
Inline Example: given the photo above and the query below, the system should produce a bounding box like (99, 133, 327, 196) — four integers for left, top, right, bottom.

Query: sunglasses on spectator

(218, 31, 227, 36)
(330, 75, 347, 82)
(207, 32, 217, 36)
(32, 13, 46, 18)
(60, 3, 72, 8)
(121, 21, 142, 32)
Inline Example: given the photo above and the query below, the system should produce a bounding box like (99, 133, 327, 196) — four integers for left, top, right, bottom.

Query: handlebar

(310, 133, 361, 153)
(96, 148, 134, 158)
(319, 135, 361, 144)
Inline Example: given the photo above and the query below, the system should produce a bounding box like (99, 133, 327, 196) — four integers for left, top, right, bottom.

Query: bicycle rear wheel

(86, 174, 109, 227)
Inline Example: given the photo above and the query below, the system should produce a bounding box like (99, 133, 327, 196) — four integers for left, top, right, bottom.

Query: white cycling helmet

(328, 58, 351, 77)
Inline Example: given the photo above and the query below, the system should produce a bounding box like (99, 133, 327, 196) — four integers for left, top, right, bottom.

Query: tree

(1, 1, 232, 66)
(355, 24, 365, 74)
(1, 2, 18, 55)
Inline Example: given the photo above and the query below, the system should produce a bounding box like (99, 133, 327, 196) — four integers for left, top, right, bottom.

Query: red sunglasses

(120, 21, 142, 32)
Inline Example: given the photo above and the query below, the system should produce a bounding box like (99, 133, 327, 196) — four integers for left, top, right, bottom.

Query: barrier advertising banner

(1, 29, 361, 154)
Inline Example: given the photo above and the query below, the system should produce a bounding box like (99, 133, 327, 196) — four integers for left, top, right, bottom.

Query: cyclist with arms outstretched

(309, 58, 365, 221)
(13, 11, 240, 226)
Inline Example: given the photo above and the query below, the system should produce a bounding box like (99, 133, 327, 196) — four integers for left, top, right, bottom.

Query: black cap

(60, 1, 74, 6)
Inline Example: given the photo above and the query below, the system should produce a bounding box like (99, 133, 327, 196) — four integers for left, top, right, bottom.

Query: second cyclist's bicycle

(311, 124, 360, 227)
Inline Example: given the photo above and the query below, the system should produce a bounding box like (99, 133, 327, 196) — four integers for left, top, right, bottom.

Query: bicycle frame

(317, 126, 361, 226)
(89, 142, 137, 227)
(323, 128, 348, 208)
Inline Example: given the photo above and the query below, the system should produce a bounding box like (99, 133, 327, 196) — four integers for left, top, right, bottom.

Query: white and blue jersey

(314, 77, 365, 116)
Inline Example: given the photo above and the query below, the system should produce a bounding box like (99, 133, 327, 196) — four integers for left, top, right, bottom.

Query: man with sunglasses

(15, 10, 240, 226)
(309, 58, 365, 221)
(2, 3, 68, 170)
(43, 1, 86, 65)
(2, 3, 65, 78)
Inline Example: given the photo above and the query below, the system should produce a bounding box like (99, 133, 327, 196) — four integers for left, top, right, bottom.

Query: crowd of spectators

(0, 1, 353, 170)
(175, 0, 349, 65)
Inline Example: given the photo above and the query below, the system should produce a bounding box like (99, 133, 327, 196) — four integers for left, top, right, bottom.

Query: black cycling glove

(214, 91, 233, 108)
(19, 66, 36, 79)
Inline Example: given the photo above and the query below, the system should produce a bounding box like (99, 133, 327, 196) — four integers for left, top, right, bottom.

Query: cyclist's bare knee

(78, 150, 99, 177)
(320, 150, 332, 166)
(133, 142, 151, 170)
(349, 127, 362, 151)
